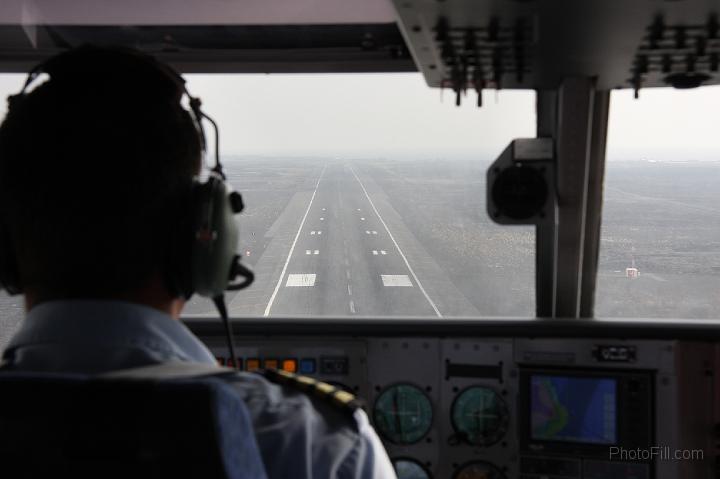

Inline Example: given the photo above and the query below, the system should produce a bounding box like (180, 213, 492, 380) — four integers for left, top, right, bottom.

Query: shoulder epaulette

(259, 368, 365, 416)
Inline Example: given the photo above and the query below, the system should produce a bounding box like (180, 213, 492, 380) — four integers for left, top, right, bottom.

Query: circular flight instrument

(451, 386, 509, 446)
(392, 458, 431, 479)
(373, 383, 433, 444)
(453, 461, 506, 479)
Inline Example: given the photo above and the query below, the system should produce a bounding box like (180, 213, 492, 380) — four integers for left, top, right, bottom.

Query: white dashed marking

(357, 209, 361, 211)
(381, 274, 413, 287)
(318, 231, 322, 235)
(372, 250, 378, 255)
(264, 166, 326, 316)
(320, 217, 324, 221)
(381, 250, 387, 255)
(305, 250, 311, 255)
(349, 301, 356, 313)
(347, 284, 352, 296)
(361, 217, 366, 221)
(350, 167, 441, 317)
(286, 274, 316, 287)
(322, 208, 326, 211)
(365, 230, 378, 235)
(314, 250, 319, 255)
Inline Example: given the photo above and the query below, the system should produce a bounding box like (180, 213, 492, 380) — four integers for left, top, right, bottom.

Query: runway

(258, 163, 441, 317)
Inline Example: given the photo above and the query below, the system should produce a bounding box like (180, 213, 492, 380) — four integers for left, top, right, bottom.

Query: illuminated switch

(282, 359, 298, 373)
(263, 359, 279, 370)
(246, 358, 260, 372)
(299, 358, 317, 374)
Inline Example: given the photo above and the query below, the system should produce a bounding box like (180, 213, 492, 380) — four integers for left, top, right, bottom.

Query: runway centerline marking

(314, 250, 319, 255)
(350, 166, 442, 318)
(286, 274, 316, 287)
(349, 300, 356, 314)
(372, 250, 378, 255)
(360, 217, 366, 221)
(381, 250, 387, 255)
(264, 165, 326, 316)
(305, 250, 311, 255)
(320, 217, 324, 221)
(347, 284, 352, 296)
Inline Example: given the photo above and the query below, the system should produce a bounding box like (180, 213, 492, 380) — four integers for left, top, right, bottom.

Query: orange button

(246, 358, 260, 372)
(281, 359, 298, 373)
(264, 359, 279, 370)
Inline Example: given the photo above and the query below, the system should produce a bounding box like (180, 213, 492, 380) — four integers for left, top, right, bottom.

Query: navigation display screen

(530, 375, 617, 445)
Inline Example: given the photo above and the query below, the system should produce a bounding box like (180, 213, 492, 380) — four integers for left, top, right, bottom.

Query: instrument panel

(188, 321, 718, 479)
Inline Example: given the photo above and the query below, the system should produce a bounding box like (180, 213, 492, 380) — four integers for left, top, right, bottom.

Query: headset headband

(8, 45, 225, 179)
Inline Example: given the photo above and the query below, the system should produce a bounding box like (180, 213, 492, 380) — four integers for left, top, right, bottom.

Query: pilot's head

(0, 47, 202, 313)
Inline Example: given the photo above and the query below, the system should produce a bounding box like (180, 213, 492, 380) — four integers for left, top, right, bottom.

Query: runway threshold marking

(381, 275, 413, 287)
(286, 274, 316, 287)
(264, 165, 326, 316)
(349, 166, 443, 318)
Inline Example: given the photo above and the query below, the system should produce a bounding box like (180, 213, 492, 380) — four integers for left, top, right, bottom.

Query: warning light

(246, 358, 260, 372)
(281, 359, 298, 373)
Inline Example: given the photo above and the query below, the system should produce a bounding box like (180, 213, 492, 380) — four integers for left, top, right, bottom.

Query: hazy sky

(0, 72, 717, 161)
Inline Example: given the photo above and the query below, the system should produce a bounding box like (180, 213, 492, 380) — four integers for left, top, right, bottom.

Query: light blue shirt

(1, 300, 396, 479)
(2, 300, 216, 373)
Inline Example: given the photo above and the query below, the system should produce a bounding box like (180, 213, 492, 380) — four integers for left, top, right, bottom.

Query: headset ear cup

(191, 175, 240, 298)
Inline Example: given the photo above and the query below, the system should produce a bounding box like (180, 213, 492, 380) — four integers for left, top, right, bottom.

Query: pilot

(0, 46, 395, 478)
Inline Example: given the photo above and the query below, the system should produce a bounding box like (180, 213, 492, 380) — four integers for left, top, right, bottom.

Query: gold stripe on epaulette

(259, 369, 363, 417)
(294, 375, 317, 391)
(314, 381, 336, 397)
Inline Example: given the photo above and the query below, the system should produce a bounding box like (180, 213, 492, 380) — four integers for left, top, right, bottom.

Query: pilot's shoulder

(260, 368, 365, 420)
(219, 368, 364, 431)
(219, 369, 393, 478)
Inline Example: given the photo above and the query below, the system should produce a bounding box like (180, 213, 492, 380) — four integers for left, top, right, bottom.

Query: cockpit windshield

(597, 86, 720, 319)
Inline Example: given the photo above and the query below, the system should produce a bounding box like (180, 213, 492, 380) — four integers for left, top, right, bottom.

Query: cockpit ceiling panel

(0, 0, 397, 26)
(0, 24, 415, 73)
(392, 0, 720, 90)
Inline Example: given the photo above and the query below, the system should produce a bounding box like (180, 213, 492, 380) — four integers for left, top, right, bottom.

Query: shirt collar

(3, 300, 216, 372)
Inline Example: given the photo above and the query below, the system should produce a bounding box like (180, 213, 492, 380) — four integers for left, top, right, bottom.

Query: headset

(0, 46, 252, 365)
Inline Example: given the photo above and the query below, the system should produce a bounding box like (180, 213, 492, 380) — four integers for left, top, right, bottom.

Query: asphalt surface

(257, 163, 443, 317)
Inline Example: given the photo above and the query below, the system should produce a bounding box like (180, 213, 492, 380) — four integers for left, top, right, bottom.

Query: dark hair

(0, 47, 202, 299)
